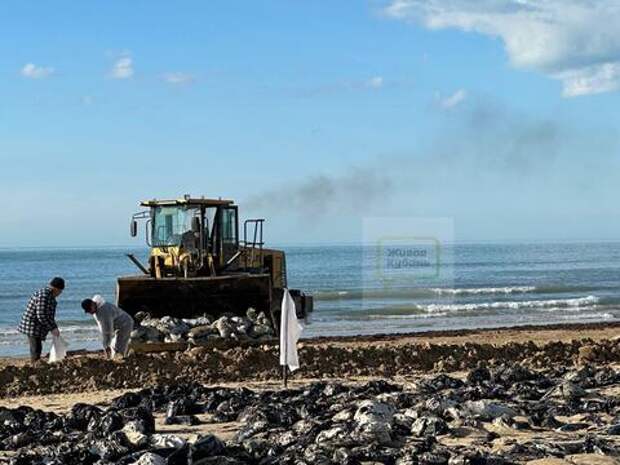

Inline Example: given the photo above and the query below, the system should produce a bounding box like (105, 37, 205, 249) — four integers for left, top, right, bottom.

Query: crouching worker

(81, 295, 134, 358)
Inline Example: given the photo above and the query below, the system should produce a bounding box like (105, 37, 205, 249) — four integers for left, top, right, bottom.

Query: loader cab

(131, 197, 242, 277)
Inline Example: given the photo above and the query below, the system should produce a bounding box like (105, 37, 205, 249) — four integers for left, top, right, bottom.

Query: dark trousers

(27, 336, 43, 362)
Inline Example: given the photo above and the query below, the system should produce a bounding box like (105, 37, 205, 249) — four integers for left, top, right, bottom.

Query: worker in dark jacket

(17, 277, 65, 363)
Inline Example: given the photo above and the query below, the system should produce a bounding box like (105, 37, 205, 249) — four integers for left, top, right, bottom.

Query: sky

(1, 0, 620, 247)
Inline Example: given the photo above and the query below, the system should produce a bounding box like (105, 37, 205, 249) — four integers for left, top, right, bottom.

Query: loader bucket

(116, 273, 273, 322)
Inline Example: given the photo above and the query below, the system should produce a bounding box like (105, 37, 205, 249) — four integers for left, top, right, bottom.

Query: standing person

(17, 277, 65, 363)
(81, 295, 134, 358)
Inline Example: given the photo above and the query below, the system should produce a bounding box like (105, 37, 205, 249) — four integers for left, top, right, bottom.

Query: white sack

(279, 289, 303, 371)
(49, 334, 68, 363)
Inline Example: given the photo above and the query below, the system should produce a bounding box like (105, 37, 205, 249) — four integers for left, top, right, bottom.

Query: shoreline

(1, 320, 618, 363)
(301, 320, 620, 344)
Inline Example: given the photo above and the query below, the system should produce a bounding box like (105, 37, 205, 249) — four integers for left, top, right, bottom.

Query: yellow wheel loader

(117, 195, 312, 330)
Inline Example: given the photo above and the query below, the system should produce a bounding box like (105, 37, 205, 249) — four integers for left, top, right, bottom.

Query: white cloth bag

(279, 289, 303, 372)
(49, 334, 68, 363)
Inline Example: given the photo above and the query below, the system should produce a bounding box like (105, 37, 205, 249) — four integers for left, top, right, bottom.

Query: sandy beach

(1, 322, 619, 464)
(1, 321, 618, 403)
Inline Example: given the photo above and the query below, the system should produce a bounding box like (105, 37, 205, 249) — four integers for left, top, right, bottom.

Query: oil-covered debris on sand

(2, 362, 620, 465)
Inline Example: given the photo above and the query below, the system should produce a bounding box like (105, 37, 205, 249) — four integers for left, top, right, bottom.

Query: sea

(1, 241, 619, 357)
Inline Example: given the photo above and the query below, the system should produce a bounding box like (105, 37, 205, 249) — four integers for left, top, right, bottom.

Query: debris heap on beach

(0, 337, 619, 398)
(130, 308, 275, 346)
(2, 362, 620, 464)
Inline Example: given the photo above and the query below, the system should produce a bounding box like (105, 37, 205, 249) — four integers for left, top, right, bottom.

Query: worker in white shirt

(81, 295, 134, 358)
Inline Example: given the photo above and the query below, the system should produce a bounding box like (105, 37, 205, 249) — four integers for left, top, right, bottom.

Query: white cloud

(109, 54, 133, 79)
(365, 76, 384, 88)
(162, 72, 195, 85)
(384, 0, 620, 97)
(556, 63, 620, 97)
(21, 63, 54, 79)
(438, 89, 467, 109)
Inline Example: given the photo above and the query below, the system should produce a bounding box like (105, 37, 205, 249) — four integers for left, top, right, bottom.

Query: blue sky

(1, 1, 620, 246)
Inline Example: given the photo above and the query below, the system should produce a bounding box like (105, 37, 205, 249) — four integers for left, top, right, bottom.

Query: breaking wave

(429, 286, 536, 295)
(331, 295, 604, 321)
(558, 312, 614, 321)
(422, 296, 599, 313)
(367, 312, 450, 320)
(314, 285, 597, 301)
(0, 321, 99, 346)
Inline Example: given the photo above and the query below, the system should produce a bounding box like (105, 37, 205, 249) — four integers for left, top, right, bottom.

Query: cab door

(218, 206, 239, 267)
